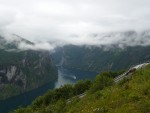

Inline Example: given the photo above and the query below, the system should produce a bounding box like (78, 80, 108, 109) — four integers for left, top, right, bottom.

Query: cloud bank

(0, 0, 150, 50)
(0, 33, 56, 51)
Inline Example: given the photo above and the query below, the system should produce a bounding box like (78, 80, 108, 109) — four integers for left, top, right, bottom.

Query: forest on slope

(0, 35, 58, 100)
(13, 64, 150, 113)
(52, 45, 150, 72)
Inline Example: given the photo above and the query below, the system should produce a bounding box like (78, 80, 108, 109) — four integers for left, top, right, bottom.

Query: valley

(1, 32, 150, 113)
(1, 0, 150, 112)
(0, 66, 97, 113)
(52, 44, 150, 72)
(13, 63, 150, 113)
(0, 35, 58, 100)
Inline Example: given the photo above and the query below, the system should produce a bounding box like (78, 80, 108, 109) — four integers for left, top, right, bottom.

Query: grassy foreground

(13, 65, 150, 113)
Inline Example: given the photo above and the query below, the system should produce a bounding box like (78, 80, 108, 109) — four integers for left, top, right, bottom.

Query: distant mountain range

(52, 31, 150, 72)
(0, 34, 33, 50)
(0, 34, 58, 100)
(1, 30, 150, 99)
(9, 31, 150, 113)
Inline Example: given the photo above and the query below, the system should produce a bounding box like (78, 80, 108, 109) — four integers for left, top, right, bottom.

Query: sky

(0, 0, 150, 48)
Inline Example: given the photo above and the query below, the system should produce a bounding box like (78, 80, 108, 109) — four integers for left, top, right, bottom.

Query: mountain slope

(0, 35, 58, 100)
(52, 31, 150, 72)
(13, 63, 150, 113)
(64, 65, 150, 113)
(52, 45, 150, 72)
(0, 34, 33, 50)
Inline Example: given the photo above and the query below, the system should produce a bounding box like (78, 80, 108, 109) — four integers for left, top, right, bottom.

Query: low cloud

(18, 42, 55, 51)
(62, 31, 150, 48)
(0, 33, 56, 51)
(1, 30, 150, 51)
(0, 0, 150, 50)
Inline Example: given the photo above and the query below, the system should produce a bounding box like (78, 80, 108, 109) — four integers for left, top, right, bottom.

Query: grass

(13, 65, 150, 113)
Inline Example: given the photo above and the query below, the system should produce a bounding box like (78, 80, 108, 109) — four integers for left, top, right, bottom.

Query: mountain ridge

(0, 34, 58, 100)
(52, 44, 150, 72)
(13, 62, 150, 113)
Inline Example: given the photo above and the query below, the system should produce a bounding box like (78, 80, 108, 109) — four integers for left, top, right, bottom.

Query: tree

(73, 80, 91, 95)
(90, 72, 114, 93)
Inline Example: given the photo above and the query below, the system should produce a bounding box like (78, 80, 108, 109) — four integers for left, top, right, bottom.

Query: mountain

(52, 31, 150, 72)
(13, 63, 150, 113)
(0, 34, 33, 50)
(52, 45, 150, 72)
(0, 35, 58, 100)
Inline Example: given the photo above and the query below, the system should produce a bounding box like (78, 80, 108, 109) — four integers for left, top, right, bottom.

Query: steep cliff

(52, 45, 150, 72)
(0, 35, 58, 100)
(13, 64, 150, 113)
(52, 31, 150, 72)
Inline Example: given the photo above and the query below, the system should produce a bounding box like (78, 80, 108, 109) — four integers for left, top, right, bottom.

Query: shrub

(90, 72, 114, 93)
(73, 80, 91, 95)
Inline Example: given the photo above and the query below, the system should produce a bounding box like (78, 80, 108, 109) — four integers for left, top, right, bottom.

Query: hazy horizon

(1, 0, 150, 50)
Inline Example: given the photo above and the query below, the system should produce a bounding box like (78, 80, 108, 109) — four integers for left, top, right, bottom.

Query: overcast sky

(0, 0, 150, 45)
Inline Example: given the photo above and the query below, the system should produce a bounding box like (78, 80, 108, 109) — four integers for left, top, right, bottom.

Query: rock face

(52, 45, 150, 72)
(0, 35, 58, 100)
(52, 32, 150, 72)
(0, 65, 24, 86)
(52, 31, 150, 72)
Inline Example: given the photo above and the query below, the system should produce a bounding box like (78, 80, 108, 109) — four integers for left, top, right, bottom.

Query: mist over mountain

(1, 1, 150, 112)
(1, 0, 150, 44)
(1, 30, 150, 53)
(55, 30, 150, 48)
(52, 44, 150, 72)
(0, 35, 58, 100)
(0, 34, 55, 51)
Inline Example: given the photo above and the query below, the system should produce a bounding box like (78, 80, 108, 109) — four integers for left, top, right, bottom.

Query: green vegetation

(52, 45, 150, 72)
(0, 49, 58, 100)
(13, 79, 92, 113)
(0, 36, 58, 100)
(13, 66, 150, 113)
(0, 49, 24, 65)
(0, 84, 23, 99)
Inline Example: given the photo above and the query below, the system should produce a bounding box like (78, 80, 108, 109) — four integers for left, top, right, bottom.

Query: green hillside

(13, 64, 150, 113)
(0, 35, 58, 100)
(52, 45, 150, 72)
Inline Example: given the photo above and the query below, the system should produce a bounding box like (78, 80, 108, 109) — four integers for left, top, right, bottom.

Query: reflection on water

(0, 67, 98, 113)
(55, 70, 73, 88)
(55, 67, 98, 88)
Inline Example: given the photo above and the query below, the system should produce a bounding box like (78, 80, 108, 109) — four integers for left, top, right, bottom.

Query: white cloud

(18, 42, 55, 51)
(0, 0, 150, 48)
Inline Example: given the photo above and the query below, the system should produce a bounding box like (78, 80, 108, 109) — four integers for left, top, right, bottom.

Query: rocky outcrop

(0, 49, 58, 100)
(0, 35, 58, 100)
(0, 65, 25, 86)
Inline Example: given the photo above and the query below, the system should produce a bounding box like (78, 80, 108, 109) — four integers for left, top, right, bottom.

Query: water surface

(0, 67, 98, 113)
